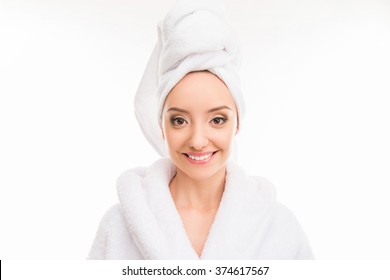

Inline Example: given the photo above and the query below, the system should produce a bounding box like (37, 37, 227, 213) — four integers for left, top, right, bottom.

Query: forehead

(164, 71, 237, 110)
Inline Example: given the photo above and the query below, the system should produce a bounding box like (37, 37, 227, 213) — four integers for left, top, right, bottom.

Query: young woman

(88, 0, 313, 260)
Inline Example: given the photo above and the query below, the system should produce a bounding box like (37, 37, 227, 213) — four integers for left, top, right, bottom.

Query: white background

(1, 0, 389, 260)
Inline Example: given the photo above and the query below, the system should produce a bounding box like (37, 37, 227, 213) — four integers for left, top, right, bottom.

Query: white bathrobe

(88, 158, 314, 260)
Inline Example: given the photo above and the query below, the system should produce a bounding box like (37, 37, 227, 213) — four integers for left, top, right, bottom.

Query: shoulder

(89, 203, 144, 259)
(117, 166, 147, 185)
(88, 204, 127, 259)
(249, 175, 307, 232)
(98, 204, 124, 227)
(272, 203, 304, 233)
(95, 204, 134, 239)
(235, 167, 314, 259)
(267, 203, 314, 259)
(253, 176, 277, 198)
(249, 175, 307, 242)
(227, 161, 277, 200)
(90, 204, 124, 235)
(116, 158, 174, 186)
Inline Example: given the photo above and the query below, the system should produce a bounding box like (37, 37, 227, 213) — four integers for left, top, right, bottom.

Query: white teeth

(188, 153, 213, 161)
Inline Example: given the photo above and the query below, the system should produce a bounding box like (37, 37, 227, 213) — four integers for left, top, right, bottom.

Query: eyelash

(211, 117, 227, 125)
(170, 117, 187, 126)
(170, 117, 227, 127)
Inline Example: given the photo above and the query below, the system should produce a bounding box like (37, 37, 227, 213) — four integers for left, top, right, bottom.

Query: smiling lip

(183, 151, 218, 165)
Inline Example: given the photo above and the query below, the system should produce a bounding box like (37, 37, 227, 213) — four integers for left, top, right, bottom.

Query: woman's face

(162, 71, 239, 181)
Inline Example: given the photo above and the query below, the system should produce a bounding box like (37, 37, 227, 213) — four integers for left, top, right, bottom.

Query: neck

(169, 167, 226, 211)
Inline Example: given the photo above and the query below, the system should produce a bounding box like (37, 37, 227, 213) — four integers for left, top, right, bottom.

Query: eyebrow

(167, 106, 232, 114)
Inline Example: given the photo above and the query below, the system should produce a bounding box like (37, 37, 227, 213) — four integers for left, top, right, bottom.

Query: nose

(188, 124, 208, 150)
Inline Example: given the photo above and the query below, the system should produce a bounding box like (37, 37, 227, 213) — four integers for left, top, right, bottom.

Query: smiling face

(161, 71, 239, 182)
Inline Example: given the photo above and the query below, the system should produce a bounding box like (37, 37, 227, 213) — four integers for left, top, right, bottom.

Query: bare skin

(169, 170, 225, 257)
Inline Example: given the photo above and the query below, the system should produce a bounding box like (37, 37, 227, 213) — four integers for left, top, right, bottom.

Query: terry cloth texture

(88, 158, 314, 260)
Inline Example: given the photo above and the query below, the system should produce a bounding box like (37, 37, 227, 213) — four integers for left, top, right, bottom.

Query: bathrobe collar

(117, 158, 276, 260)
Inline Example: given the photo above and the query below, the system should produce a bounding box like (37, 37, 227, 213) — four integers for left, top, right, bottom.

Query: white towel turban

(134, 0, 245, 157)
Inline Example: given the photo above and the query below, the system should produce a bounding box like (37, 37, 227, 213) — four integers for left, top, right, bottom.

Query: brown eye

(171, 117, 187, 126)
(211, 117, 226, 125)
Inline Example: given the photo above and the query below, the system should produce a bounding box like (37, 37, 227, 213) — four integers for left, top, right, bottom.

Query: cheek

(164, 128, 186, 149)
(212, 127, 236, 147)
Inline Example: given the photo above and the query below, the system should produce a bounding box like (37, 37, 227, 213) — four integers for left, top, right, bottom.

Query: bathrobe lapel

(200, 160, 277, 259)
(117, 158, 197, 259)
(117, 158, 276, 260)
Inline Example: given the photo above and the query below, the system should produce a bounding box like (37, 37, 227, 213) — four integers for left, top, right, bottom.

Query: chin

(187, 170, 215, 181)
(183, 164, 226, 181)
